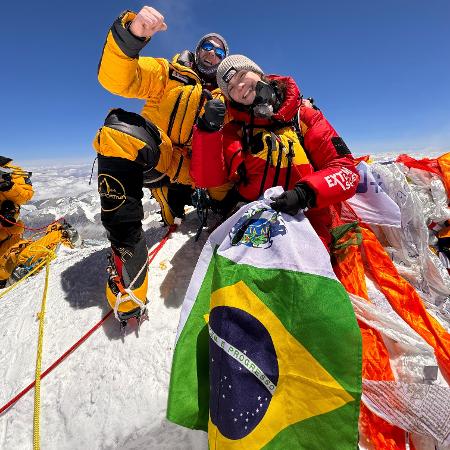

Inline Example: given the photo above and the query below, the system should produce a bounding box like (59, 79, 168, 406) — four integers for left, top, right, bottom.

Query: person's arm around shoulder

(98, 6, 168, 99)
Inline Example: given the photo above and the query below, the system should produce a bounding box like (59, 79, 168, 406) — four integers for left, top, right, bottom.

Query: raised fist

(129, 6, 168, 39)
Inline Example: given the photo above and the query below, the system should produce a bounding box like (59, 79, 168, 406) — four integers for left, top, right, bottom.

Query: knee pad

(93, 108, 162, 167)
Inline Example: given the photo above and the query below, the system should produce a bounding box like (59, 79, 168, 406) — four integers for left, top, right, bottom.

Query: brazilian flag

(167, 200, 362, 449)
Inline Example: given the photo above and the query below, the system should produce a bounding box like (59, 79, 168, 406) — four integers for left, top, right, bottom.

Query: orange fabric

(396, 154, 442, 177)
(359, 404, 406, 450)
(332, 231, 368, 299)
(358, 321, 395, 380)
(437, 152, 450, 198)
(0, 222, 72, 280)
(361, 226, 450, 382)
(354, 155, 370, 164)
(332, 233, 405, 450)
(437, 225, 450, 239)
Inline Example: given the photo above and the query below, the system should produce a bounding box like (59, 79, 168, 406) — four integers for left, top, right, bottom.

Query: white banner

(347, 162, 401, 227)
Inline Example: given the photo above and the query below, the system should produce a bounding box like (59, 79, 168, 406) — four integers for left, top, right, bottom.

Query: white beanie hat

(216, 55, 264, 99)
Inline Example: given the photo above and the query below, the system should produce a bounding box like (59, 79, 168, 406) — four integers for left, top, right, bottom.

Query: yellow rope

(0, 258, 49, 299)
(33, 250, 56, 450)
(0, 236, 62, 446)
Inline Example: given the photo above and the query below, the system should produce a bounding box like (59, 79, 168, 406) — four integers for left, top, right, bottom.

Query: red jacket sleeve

(299, 105, 360, 208)
(190, 126, 228, 188)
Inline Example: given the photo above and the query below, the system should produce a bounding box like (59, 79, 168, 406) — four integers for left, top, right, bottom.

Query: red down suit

(191, 75, 360, 246)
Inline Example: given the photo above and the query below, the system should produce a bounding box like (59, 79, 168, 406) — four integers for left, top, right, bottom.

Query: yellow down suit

(94, 11, 230, 316)
(95, 11, 226, 229)
(0, 157, 74, 285)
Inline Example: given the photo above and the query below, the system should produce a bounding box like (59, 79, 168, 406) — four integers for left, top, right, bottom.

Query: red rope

(0, 311, 113, 415)
(0, 215, 64, 232)
(0, 224, 177, 415)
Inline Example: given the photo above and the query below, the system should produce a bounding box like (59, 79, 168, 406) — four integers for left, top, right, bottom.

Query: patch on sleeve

(331, 137, 352, 156)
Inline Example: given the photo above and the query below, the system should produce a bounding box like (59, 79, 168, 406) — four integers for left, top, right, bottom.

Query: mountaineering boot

(10, 265, 30, 283)
(2, 220, 81, 286)
(59, 221, 82, 248)
(106, 235, 149, 323)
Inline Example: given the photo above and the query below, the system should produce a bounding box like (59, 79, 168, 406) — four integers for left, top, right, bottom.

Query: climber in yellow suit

(0, 157, 78, 287)
(94, 5, 231, 323)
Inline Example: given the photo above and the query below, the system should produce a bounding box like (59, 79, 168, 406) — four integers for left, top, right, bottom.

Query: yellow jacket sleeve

(98, 11, 168, 101)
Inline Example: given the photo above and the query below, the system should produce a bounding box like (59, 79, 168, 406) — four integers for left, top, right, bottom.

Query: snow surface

(0, 164, 210, 449)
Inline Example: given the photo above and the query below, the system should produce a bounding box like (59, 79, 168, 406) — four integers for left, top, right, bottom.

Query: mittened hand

(270, 184, 314, 216)
(129, 6, 167, 38)
(197, 99, 226, 132)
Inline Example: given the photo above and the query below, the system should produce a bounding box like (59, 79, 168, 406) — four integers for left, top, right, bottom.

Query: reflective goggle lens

(201, 41, 226, 60)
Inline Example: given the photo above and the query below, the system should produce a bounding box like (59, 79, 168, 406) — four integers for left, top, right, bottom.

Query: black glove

(0, 172, 12, 192)
(197, 99, 226, 132)
(270, 184, 315, 216)
(254, 81, 276, 106)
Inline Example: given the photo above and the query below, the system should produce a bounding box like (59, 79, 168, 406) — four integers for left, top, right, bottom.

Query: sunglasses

(200, 41, 226, 60)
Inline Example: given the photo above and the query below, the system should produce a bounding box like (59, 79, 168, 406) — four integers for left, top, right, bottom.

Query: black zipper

(179, 85, 195, 144)
(172, 155, 184, 182)
(167, 92, 183, 139)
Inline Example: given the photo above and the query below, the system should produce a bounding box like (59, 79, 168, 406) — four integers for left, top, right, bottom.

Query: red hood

(226, 75, 301, 126)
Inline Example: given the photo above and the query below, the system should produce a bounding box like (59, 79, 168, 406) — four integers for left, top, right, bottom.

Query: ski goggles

(200, 41, 226, 60)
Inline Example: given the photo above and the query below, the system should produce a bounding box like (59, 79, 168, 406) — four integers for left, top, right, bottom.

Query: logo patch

(324, 167, 359, 191)
(98, 174, 126, 212)
(229, 206, 286, 248)
(223, 67, 237, 83)
(169, 68, 196, 85)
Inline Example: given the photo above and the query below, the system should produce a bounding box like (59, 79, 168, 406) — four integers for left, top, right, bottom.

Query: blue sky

(2, 0, 450, 163)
